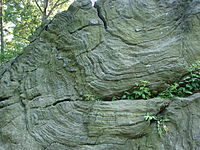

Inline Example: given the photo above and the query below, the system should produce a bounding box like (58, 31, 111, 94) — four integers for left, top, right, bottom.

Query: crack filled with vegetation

(144, 113, 170, 137)
(81, 61, 200, 101)
(157, 61, 200, 98)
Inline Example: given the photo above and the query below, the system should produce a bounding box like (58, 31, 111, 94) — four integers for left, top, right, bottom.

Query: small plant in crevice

(121, 81, 152, 100)
(82, 94, 101, 101)
(158, 83, 180, 98)
(83, 61, 200, 101)
(178, 71, 200, 96)
(188, 60, 200, 72)
(178, 61, 200, 95)
(144, 113, 170, 137)
(111, 96, 119, 101)
(158, 61, 200, 98)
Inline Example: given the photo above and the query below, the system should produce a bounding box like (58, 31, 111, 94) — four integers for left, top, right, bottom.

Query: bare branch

(13, 34, 29, 41)
(46, 0, 69, 18)
(48, 0, 54, 6)
(56, 0, 69, 7)
(34, 0, 43, 14)
(42, 0, 49, 20)
(46, 0, 61, 18)
(44, 0, 49, 14)
(5, 29, 29, 42)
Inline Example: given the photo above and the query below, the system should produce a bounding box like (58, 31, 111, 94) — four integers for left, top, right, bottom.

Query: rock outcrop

(1, 93, 200, 150)
(0, 0, 200, 149)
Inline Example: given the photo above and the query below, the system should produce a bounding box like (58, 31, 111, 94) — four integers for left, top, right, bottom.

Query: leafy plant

(178, 61, 200, 95)
(83, 61, 200, 101)
(158, 83, 180, 98)
(82, 94, 100, 101)
(188, 60, 200, 72)
(0, 50, 21, 65)
(1, 0, 74, 65)
(111, 96, 118, 101)
(121, 91, 134, 99)
(158, 61, 200, 98)
(121, 81, 151, 100)
(144, 113, 170, 137)
(178, 71, 200, 96)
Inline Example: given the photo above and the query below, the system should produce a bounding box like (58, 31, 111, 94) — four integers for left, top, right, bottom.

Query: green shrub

(158, 83, 180, 98)
(159, 61, 200, 98)
(84, 62, 200, 101)
(82, 94, 100, 101)
(121, 81, 151, 100)
(144, 113, 170, 137)
(178, 71, 200, 96)
(179, 61, 200, 95)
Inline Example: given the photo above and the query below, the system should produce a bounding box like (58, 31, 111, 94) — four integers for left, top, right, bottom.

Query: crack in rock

(94, 2, 108, 30)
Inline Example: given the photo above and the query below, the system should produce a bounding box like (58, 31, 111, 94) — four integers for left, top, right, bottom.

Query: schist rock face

(0, 0, 200, 150)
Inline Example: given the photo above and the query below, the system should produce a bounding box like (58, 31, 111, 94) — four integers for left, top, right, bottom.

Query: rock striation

(0, 0, 200, 149)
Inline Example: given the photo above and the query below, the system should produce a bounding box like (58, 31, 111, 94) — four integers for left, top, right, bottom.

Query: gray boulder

(0, 0, 200, 149)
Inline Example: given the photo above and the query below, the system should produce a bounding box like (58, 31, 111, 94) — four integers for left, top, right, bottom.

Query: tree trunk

(0, 0, 4, 56)
(42, 0, 48, 21)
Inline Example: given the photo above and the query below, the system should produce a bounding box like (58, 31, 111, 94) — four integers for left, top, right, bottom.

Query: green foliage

(159, 61, 200, 98)
(178, 73, 200, 95)
(82, 94, 100, 101)
(0, 50, 21, 65)
(144, 113, 170, 137)
(84, 61, 200, 101)
(121, 81, 151, 100)
(178, 61, 200, 96)
(111, 96, 118, 101)
(1, 0, 73, 64)
(158, 83, 180, 98)
(3, 0, 41, 51)
(188, 60, 200, 71)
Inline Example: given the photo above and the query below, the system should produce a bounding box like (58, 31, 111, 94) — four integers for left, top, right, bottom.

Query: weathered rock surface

(0, 0, 200, 149)
(1, 93, 200, 150)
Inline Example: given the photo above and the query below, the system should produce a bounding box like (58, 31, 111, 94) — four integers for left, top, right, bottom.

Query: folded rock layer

(0, 0, 200, 149)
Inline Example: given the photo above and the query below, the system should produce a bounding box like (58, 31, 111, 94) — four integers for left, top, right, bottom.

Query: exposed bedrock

(0, 94, 200, 150)
(0, 0, 200, 149)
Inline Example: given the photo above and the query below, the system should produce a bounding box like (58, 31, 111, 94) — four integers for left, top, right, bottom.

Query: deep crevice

(118, 120, 145, 127)
(69, 24, 99, 34)
(156, 101, 171, 116)
(94, 3, 108, 30)
(0, 97, 10, 102)
(0, 102, 17, 109)
(112, 132, 147, 139)
(19, 99, 30, 133)
(52, 99, 72, 106)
